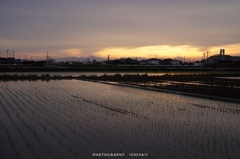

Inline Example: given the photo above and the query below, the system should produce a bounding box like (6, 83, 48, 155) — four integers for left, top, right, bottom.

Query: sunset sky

(1, 0, 240, 60)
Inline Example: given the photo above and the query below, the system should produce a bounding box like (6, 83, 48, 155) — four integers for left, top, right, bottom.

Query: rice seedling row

(0, 80, 240, 158)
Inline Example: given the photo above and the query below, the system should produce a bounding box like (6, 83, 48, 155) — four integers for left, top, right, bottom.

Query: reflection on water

(136, 80, 240, 88)
(0, 80, 239, 159)
(0, 71, 212, 77)
(218, 77, 240, 80)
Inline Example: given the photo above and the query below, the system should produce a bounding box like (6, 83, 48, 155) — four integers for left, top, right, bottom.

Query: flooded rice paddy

(0, 80, 240, 159)
(0, 71, 226, 77)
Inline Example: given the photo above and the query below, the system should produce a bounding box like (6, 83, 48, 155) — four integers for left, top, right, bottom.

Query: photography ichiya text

(92, 153, 148, 157)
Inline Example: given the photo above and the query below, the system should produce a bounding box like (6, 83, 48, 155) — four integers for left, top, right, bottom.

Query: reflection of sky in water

(0, 80, 239, 159)
(0, 71, 216, 77)
(128, 81, 240, 89)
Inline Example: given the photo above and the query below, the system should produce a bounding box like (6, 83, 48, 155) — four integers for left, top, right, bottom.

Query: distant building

(0, 57, 15, 64)
(120, 58, 139, 64)
(205, 49, 234, 67)
(147, 58, 162, 65)
(194, 61, 204, 66)
(0, 57, 7, 64)
(140, 60, 148, 65)
(171, 60, 181, 66)
(232, 56, 240, 66)
(139, 58, 162, 65)
(162, 58, 174, 65)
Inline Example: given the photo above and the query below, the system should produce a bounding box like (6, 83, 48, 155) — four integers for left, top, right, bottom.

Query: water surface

(0, 80, 239, 159)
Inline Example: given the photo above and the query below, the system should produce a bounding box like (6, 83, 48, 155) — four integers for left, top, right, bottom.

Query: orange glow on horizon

(60, 48, 82, 57)
(95, 44, 240, 60)
(95, 45, 204, 60)
(7, 44, 240, 61)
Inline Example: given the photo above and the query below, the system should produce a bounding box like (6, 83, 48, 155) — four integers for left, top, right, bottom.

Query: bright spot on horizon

(95, 45, 203, 60)
(95, 44, 240, 60)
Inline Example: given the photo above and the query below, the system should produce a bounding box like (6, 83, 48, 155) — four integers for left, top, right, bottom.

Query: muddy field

(78, 74, 240, 102)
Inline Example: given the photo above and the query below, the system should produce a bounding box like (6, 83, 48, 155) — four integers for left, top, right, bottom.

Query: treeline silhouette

(0, 74, 74, 81)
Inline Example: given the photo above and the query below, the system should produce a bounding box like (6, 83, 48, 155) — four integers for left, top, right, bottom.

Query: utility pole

(7, 50, 9, 58)
(13, 51, 14, 58)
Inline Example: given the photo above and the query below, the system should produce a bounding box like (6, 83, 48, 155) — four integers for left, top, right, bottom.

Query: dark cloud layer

(1, 0, 239, 56)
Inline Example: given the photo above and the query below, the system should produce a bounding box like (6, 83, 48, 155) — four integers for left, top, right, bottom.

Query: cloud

(0, 0, 240, 59)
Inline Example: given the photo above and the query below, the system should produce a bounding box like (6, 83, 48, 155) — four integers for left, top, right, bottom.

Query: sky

(1, 0, 240, 61)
